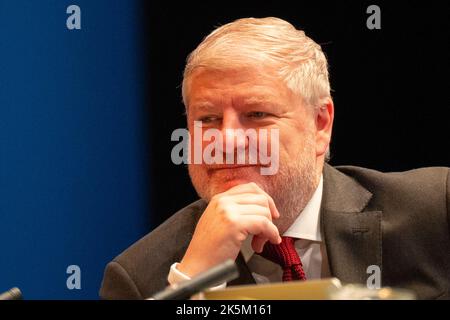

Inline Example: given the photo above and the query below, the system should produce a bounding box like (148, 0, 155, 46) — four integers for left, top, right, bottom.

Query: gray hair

(182, 17, 331, 108)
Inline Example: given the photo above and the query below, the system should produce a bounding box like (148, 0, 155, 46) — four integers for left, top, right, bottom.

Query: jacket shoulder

(334, 165, 449, 203)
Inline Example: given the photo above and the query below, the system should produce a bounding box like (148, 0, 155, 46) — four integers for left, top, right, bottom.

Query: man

(99, 17, 450, 299)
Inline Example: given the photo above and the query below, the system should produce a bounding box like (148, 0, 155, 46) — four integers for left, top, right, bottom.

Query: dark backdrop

(143, 1, 450, 226)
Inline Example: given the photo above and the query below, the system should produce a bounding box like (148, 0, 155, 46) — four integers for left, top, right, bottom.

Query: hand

(178, 182, 282, 277)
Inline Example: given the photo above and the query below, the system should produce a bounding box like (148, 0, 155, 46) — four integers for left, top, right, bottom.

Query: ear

(314, 98, 334, 158)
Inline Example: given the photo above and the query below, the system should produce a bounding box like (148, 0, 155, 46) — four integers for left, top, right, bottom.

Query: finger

(251, 231, 282, 253)
(251, 235, 268, 253)
(240, 215, 281, 245)
(229, 193, 269, 205)
(223, 184, 280, 219)
(236, 204, 272, 221)
(265, 195, 280, 219)
(239, 192, 279, 220)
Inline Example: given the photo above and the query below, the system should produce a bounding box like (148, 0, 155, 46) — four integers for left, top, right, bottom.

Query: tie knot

(259, 236, 301, 268)
(257, 236, 307, 281)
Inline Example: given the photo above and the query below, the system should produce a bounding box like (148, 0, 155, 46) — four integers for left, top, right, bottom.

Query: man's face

(185, 65, 320, 231)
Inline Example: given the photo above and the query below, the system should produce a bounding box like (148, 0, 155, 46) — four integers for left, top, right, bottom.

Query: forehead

(185, 66, 294, 107)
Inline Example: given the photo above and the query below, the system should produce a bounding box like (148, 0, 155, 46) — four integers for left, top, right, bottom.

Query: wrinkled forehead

(183, 65, 293, 109)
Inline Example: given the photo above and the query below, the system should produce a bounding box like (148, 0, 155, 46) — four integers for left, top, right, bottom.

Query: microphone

(149, 259, 239, 300)
(0, 287, 23, 300)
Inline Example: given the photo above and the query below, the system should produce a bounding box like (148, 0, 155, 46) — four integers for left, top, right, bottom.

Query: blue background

(0, 1, 151, 299)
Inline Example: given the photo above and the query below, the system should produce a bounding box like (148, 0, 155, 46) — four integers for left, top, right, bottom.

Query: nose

(218, 110, 249, 158)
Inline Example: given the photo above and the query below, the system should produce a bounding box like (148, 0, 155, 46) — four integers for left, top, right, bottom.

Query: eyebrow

(190, 95, 281, 113)
(241, 96, 272, 105)
(240, 97, 285, 112)
(191, 103, 218, 113)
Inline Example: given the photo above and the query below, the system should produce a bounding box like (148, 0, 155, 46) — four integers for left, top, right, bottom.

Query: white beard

(188, 136, 319, 234)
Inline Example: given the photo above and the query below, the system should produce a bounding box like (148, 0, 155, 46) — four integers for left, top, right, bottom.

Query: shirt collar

(283, 174, 323, 242)
(241, 174, 324, 262)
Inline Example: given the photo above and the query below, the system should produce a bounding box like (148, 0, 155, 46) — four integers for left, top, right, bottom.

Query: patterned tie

(258, 236, 307, 281)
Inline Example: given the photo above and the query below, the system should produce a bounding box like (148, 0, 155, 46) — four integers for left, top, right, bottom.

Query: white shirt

(168, 175, 324, 286)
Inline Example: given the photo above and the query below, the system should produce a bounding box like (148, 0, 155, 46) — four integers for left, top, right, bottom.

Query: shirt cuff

(167, 262, 227, 290)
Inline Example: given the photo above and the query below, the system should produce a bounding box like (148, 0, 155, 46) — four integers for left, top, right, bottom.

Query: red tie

(258, 236, 307, 281)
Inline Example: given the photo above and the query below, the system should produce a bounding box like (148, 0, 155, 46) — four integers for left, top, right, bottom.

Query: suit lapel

(321, 164, 382, 285)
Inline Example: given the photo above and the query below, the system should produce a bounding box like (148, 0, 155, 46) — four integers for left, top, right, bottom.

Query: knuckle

(222, 211, 237, 225)
(234, 232, 247, 243)
(249, 182, 260, 191)
(215, 196, 229, 210)
(263, 207, 271, 218)
(261, 195, 270, 208)
(265, 193, 273, 201)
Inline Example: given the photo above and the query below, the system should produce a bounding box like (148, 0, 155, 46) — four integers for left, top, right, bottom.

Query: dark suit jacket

(99, 164, 450, 299)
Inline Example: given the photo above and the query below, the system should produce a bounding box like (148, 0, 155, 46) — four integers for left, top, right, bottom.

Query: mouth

(208, 165, 259, 172)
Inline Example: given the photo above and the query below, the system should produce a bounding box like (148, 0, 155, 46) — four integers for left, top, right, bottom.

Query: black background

(142, 1, 450, 227)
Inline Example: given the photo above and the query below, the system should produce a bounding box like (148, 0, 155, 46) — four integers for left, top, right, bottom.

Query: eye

(246, 111, 268, 119)
(198, 115, 220, 123)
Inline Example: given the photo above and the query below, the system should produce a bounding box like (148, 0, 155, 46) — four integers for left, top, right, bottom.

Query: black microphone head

(0, 287, 23, 300)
